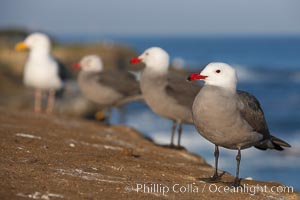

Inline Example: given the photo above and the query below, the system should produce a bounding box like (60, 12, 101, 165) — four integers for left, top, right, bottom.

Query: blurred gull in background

(15, 32, 69, 114)
(74, 55, 143, 122)
(130, 47, 202, 148)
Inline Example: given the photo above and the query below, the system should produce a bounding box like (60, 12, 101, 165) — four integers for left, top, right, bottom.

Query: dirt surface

(0, 108, 298, 200)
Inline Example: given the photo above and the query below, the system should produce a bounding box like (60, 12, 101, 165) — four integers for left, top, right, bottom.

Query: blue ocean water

(61, 35, 300, 190)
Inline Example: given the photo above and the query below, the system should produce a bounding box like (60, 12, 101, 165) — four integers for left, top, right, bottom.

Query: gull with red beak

(74, 55, 142, 118)
(130, 47, 202, 148)
(15, 33, 68, 114)
(188, 62, 291, 186)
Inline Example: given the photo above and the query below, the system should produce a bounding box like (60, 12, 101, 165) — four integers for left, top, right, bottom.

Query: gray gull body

(188, 62, 291, 186)
(74, 55, 141, 112)
(131, 47, 201, 147)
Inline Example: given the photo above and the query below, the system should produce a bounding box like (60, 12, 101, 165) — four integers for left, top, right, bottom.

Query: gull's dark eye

(216, 69, 221, 73)
(145, 52, 149, 56)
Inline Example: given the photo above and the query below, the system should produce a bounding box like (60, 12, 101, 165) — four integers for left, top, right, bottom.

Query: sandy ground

(0, 108, 298, 200)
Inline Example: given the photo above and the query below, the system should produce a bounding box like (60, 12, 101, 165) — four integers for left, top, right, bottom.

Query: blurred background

(0, 0, 299, 190)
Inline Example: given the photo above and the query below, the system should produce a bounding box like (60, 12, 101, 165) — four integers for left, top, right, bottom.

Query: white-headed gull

(15, 32, 68, 114)
(188, 62, 291, 186)
(130, 47, 202, 148)
(73, 55, 142, 114)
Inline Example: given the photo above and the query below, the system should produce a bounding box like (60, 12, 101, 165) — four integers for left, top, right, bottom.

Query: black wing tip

(270, 136, 291, 151)
(255, 136, 291, 151)
(254, 146, 268, 151)
(274, 145, 284, 151)
(271, 136, 291, 148)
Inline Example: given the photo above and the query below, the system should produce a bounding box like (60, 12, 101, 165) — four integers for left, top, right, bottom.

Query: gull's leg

(211, 145, 220, 180)
(170, 120, 177, 147)
(177, 121, 183, 148)
(233, 148, 242, 187)
(46, 89, 56, 114)
(105, 107, 112, 125)
(201, 145, 223, 182)
(34, 89, 42, 113)
(118, 106, 126, 124)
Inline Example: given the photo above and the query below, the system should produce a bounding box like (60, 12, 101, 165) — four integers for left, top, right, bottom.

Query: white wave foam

(232, 64, 262, 82)
(144, 126, 300, 169)
(113, 94, 300, 170)
(290, 71, 300, 82)
(171, 57, 186, 70)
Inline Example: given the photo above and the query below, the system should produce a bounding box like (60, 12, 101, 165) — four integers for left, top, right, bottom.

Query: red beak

(187, 73, 208, 81)
(130, 57, 142, 64)
(73, 63, 81, 70)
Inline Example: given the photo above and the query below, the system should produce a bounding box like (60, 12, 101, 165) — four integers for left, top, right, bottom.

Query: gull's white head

(188, 62, 238, 92)
(130, 47, 169, 73)
(15, 33, 51, 53)
(74, 55, 103, 72)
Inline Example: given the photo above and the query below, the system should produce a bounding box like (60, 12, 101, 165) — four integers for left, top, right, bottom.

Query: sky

(0, 0, 300, 36)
